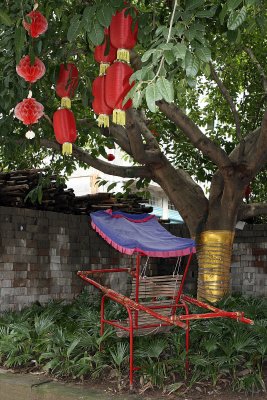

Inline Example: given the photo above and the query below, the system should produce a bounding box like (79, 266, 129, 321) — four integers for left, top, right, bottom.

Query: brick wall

(0, 206, 266, 312)
(232, 224, 267, 297)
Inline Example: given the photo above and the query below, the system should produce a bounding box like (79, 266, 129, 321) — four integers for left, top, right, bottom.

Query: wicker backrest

(130, 275, 182, 301)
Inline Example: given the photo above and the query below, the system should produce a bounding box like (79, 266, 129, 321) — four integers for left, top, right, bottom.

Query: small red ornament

(105, 62, 134, 125)
(92, 76, 113, 127)
(53, 108, 77, 155)
(23, 10, 48, 38)
(56, 63, 79, 108)
(94, 28, 117, 75)
(107, 154, 115, 161)
(14, 98, 44, 125)
(16, 55, 46, 83)
(110, 8, 138, 63)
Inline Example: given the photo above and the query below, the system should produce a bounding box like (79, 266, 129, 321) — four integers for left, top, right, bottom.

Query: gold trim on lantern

(61, 97, 72, 109)
(98, 114, 110, 128)
(117, 48, 130, 63)
(113, 109, 126, 126)
(196, 230, 235, 303)
(62, 142, 73, 155)
(99, 63, 110, 76)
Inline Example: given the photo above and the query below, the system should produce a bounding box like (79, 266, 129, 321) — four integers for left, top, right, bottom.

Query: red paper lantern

(53, 108, 77, 155)
(92, 76, 113, 127)
(23, 11, 48, 38)
(16, 55, 46, 83)
(56, 63, 79, 108)
(107, 153, 115, 162)
(14, 98, 44, 125)
(94, 29, 117, 75)
(105, 62, 134, 125)
(110, 8, 138, 63)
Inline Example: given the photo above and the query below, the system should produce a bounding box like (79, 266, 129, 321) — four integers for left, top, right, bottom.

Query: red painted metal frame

(77, 252, 254, 389)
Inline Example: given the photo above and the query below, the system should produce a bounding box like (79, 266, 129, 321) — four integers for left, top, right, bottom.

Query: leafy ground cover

(0, 292, 266, 396)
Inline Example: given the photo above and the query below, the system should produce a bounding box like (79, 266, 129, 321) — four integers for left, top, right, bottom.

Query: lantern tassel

(117, 48, 130, 63)
(62, 142, 73, 155)
(113, 109, 126, 126)
(61, 97, 72, 109)
(98, 114, 110, 128)
(99, 63, 110, 76)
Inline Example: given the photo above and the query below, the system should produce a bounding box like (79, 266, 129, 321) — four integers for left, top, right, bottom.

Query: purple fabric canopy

(91, 210, 196, 257)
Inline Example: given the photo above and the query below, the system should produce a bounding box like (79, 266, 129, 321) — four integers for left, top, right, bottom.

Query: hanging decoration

(92, 76, 113, 128)
(14, 2, 47, 139)
(56, 63, 79, 109)
(53, 63, 79, 154)
(105, 62, 134, 126)
(16, 55, 46, 83)
(94, 28, 117, 76)
(23, 10, 48, 38)
(53, 108, 77, 155)
(109, 8, 138, 63)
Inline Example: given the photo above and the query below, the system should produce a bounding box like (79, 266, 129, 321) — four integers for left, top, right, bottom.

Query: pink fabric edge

(104, 209, 155, 223)
(91, 222, 196, 257)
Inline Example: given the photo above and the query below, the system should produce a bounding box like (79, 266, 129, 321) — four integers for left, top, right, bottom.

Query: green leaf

(196, 6, 217, 18)
(219, 4, 228, 25)
(82, 5, 96, 31)
(145, 83, 161, 112)
(185, 0, 205, 11)
(227, 0, 243, 11)
(227, 7, 247, 30)
(132, 89, 144, 108)
(14, 27, 26, 64)
(87, 21, 104, 45)
(107, 182, 117, 192)
(141, 49, 156, 63)
(185, 54, 199, 77)
(67, 15, 82, 42)
(96, 5, 113, 27)
(122, 84, 137, 106)
(164, 50, 175, 65)
(156, 77, 174, 103)
(0, 9, 13, 26)
(195, 46, 211, 62)
(173, 43, 187, 59)
(129, 69, 142, 84)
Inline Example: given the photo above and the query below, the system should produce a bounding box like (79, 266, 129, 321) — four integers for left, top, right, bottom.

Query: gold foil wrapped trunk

(197, 230, 235, 303)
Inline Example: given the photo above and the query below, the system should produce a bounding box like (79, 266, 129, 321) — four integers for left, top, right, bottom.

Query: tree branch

(39, 138, 152, 178)
(157, 100, 232, 171)
(209, 63, 242, 142)
(238, 203, 267, 220)
(244, 47, 267, 95)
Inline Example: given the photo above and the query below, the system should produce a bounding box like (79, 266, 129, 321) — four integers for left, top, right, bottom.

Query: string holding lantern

(94, 28, 117, 76)
(105, 62, 134, 126)
(23, 10, 48, 38)
(53, 108, 77, 155)
(56, 63, 79, 109)
(92, 76, 113, 128)
(109, 8, 138, 63)
(16, 55, 46, 83)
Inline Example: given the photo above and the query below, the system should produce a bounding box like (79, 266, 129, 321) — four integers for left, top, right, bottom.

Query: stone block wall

(232, 224, 267, 297)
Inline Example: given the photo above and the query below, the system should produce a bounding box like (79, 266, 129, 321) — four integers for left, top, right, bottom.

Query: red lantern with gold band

(109, 8, 138, 63)
(94, 28, 117, 76)
(92, 76, 113, 127)
(56, 63, 79, 109)
(53, 108, 77, 155)
(105, 62, 134, 126)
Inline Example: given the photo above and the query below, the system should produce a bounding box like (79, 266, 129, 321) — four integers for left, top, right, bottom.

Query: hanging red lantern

(105, 62, 134, 126)
(14, 98, 44, 125)
(16, 55, 46, 83)
(53, 108, 77, 155)
(56, 63, 79, 108)
(110, 8, 138, 63)
(94, 28, 117, 75)
(23, 10, 48, 38)
(92, 76, 113, 127)
(107, 153, 115, 162)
